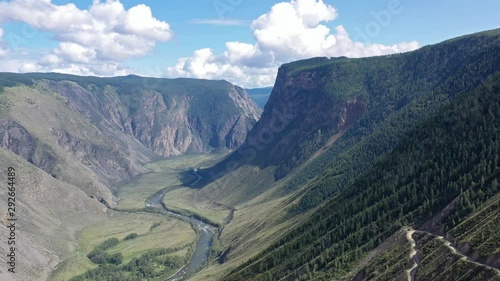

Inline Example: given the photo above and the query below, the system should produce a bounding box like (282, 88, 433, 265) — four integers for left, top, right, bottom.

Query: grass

(116, 154, 223, 210)
(186, 184, 308, 281)
(51, 212, 196, 281)
(163, 187, 231, 225)
(51, 154, 225, 281)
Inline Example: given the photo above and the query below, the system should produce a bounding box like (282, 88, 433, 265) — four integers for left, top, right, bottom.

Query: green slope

(224, 62, 500, 281)
(284, 28, 500, 212)
(201, 28, 500, 210)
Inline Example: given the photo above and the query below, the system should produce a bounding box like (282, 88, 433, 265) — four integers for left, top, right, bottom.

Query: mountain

(245, 87, 273, 109)
(0, 73, 260, 202)
(225, 74, 500, 280)
(0, 148, 106, 281)
(0, 74, 260, 281)
(200, 28, 500, 204)
(181, 29, 500, 281)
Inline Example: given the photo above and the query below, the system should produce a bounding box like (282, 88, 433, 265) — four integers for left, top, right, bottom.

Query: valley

(115, 154, 223, 211)
(0, 74, 260, 281)
(0, 28, 499, 281)
(54, 154, 223, 281)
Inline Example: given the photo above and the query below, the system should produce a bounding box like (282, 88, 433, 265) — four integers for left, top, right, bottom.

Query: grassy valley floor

(116, 154, 222, 210)
(50, 212, 196, 281)
(51, 154, 225, 281)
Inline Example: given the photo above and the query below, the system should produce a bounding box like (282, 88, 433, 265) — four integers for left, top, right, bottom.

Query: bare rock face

(253, 67, 366, 177)
(205, 63, 366, 181)
(0, 74, 261, 201)
(0, 120, 36, 161)
(45, 77, 260, 158)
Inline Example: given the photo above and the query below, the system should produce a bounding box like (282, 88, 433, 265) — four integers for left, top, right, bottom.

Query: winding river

(146, 189, 216, 281)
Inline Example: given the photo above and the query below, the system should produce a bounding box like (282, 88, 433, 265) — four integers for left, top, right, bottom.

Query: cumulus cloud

(168, 0, 419, 87)
(167, 47, 277, 87)
(0, 0, 172, 75)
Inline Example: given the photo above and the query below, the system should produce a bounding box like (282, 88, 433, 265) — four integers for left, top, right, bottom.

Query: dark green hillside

(283, 28, 500, 212)
(224, 71, 500, 280)
(202, 29, 500, 208)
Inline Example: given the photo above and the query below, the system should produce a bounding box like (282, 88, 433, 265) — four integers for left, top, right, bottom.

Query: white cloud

(0, 0, 172, 75)
(0, 59, 36, 73)
(166, 48, 277, 87)
(55, 42, 97, 64)
(19, 62, 38, 73)
(191, 19, 247, 26)
(0, 56, 133, 77)
(118, 4, 172, 41)
(167, 0, 419, 87)
(39, 54, 62, 66)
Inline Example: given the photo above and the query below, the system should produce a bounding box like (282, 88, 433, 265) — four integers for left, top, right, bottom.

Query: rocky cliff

(246, 62, 366, 177)
(202, 57, 367, 185)
(0, 74, 261, 202)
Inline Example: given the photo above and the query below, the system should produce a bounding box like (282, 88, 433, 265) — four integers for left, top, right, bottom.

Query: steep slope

(0, 74, 260, 202)
(223, 69, 500, 281)
(199, 28, 500, 208)
(0, 148, 106, 281)
(352, 194, 500, 281)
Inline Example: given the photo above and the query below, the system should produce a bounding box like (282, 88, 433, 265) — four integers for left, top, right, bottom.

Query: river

(146, 189, 216, 281)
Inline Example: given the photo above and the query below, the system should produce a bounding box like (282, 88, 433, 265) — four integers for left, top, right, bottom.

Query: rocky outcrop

(45, 77, 260, 158)
(252, 66, 366, 177)
(0, 120, 36, 160)
(0, 120, 57, 176)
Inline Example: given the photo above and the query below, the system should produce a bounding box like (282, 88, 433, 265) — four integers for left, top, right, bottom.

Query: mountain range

(0, 29, 499, 281)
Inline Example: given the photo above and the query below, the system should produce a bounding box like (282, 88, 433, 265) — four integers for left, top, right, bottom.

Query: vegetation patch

(87, 238, 123, 265)
(71, 248, 189, 281)
(117, 154, 222, 210)
(50, 213, 196, 281)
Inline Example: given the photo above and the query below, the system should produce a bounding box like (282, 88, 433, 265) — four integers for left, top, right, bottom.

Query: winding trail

(405, 227, 500, 281)
(146, 189, 217, 281)
(405, 228, 419, 281)
(416, 230, 500, 274)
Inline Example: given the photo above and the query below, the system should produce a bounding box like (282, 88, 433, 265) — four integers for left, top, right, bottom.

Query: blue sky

(0, 0, 498, 87)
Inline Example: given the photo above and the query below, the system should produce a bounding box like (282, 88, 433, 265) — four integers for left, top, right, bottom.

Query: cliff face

(204, 59, 367, 183)
(249, 65, 366, 177)
(44, 77, 260, 158)
(0, 74, 261, 202)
